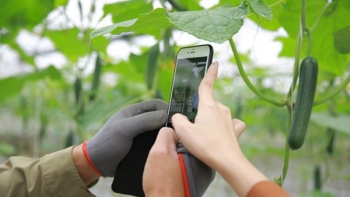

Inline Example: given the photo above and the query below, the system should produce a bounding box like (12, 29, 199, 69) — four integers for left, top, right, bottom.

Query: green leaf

(311, 0, 350, 75)
(46, 28, 89, 63)
(0, 66, 61, 103)
(0, 76, 26, 103)
(275, 36, 296, 57)
(91, 8, 170, 40)
(103, 0, 153, 23)
(246, 0, 283, 31)
(55, 0, 69, 7)
(91, 4, 249, 43)
(247, 0, 273, 20)
(278, 0, 350, 75)
(333, 26, 350, 54)
(168, 3, 249, 43)
(0, 0, 54, 29)
(178, 0, 203, 10)
(311, 112, 350, 135)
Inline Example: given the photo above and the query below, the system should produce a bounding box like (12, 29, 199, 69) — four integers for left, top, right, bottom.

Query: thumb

(232, 119, 246, 137)
(151, 127, 179, 152)
(172, 113, 194, 140)
(120, 110, 168, 138)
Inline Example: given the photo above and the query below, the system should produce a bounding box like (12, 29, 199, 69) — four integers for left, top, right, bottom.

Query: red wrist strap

(82, 141, 102, 176)
(178, 153, 191, 197)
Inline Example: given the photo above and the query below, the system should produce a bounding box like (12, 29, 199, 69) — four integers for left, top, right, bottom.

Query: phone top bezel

(166, 44, 213, 128)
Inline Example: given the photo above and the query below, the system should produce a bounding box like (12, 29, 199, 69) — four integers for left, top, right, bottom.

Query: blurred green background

(0, 0, 349, 196)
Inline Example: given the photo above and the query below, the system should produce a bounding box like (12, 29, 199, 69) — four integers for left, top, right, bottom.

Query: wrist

(72, 144, 101, 186)
(217, 152, 268, 197)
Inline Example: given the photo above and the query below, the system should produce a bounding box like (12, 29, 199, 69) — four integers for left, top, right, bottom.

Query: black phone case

(111, 129, 160, 197)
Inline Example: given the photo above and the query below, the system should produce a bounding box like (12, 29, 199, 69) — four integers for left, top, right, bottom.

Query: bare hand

(143, 128, 185, 197)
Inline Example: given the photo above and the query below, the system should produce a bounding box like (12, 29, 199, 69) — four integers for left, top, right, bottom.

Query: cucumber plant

(90, 0, 350, 188)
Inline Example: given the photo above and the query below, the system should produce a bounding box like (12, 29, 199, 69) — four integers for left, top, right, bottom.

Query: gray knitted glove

(177, 143, 216, 197)
(83, 99, 168, 177)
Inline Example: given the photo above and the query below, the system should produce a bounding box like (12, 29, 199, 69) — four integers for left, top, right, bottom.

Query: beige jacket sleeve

(0, 147, 96, 197)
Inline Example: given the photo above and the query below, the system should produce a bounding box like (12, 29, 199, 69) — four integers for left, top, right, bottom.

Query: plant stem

(310, 2, 331, 32)
(313, 75, 350, 105)
(286, 32, 302, 100)
(306, 29, 312, 56)
(229, 38, 286, 107)
(301, 0, 307, 34)
(281, 105, 292, 184)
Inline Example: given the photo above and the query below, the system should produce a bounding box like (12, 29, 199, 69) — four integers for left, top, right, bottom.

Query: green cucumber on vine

(314, 165, 322, 190)
(146, 43, 160, 90)
(89, 54, 103, 101)
(288, 57, 318, 150)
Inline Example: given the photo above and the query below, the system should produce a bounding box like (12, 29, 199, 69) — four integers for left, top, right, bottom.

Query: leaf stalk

(229, 38, 286, 107)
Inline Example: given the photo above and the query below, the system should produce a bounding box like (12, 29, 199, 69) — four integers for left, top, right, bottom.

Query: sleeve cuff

(41, 146, 96, 197)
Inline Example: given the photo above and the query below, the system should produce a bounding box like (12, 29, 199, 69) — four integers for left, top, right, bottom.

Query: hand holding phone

(112, 44, 213, 197)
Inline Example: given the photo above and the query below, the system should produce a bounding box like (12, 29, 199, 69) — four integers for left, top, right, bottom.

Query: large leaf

(333, 26, 350, 54)
(91, 4, 249, 43)
(103, 0, 153, 23)
(278, 0, 350, 75)
(247, 0, 273, 21)
(0, 0, 54, 29)
(168, 3, 249, 43)
(311, 112, 350, 135)
(91, 8, 170, 40)
(46, 28, 93, 62)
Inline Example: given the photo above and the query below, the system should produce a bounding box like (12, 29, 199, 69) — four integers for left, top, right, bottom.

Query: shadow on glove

(177, 143, 216, 197)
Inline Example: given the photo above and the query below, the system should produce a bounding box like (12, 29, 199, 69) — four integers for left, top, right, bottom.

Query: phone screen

(167, 56, 210, 127)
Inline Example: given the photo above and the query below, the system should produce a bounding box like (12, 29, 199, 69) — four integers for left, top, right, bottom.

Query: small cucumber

(146, 43, 159, 90)
(288, 57, 318, 150)
(314, 165, 322, 190)
(89, 54, 103, 101)
(326, 127, 336, 155)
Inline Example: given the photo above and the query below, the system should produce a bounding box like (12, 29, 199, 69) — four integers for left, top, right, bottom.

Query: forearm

(0, 147, 96, 197)
(216, 153, 268, 197)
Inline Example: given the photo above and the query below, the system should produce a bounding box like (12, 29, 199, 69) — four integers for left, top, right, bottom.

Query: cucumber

(326, 127, 336, 155)
(288, 57, 318, 150)
(146, 43, 159, 90)
(314, 165, 322, 190)
(74, 77, 84, 118)
(89, 54, 102, 101)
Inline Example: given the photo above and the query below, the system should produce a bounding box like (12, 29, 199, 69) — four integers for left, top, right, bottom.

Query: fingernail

(212, 61, 219, 66)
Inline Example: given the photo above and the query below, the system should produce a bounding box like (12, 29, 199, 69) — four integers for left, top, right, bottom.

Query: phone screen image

(167, 56, 208, 126)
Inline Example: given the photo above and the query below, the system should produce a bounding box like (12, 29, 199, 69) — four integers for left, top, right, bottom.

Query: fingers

(119, 110, 168, 137)
(118, 99, 169, 118)
(232, 119, 246, 137)
(198, 62, 219, 104)
(171, 113, 193, 138)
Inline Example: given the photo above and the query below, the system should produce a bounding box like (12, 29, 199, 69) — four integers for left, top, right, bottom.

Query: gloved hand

(177, 143, 215, 197)
(83, 99, 168, 177)
(143, 127, 215, 197)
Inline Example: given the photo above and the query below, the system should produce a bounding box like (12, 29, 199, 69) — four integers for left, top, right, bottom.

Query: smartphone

(166, 44, 213, 128)
(112, 44, 213, 197)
